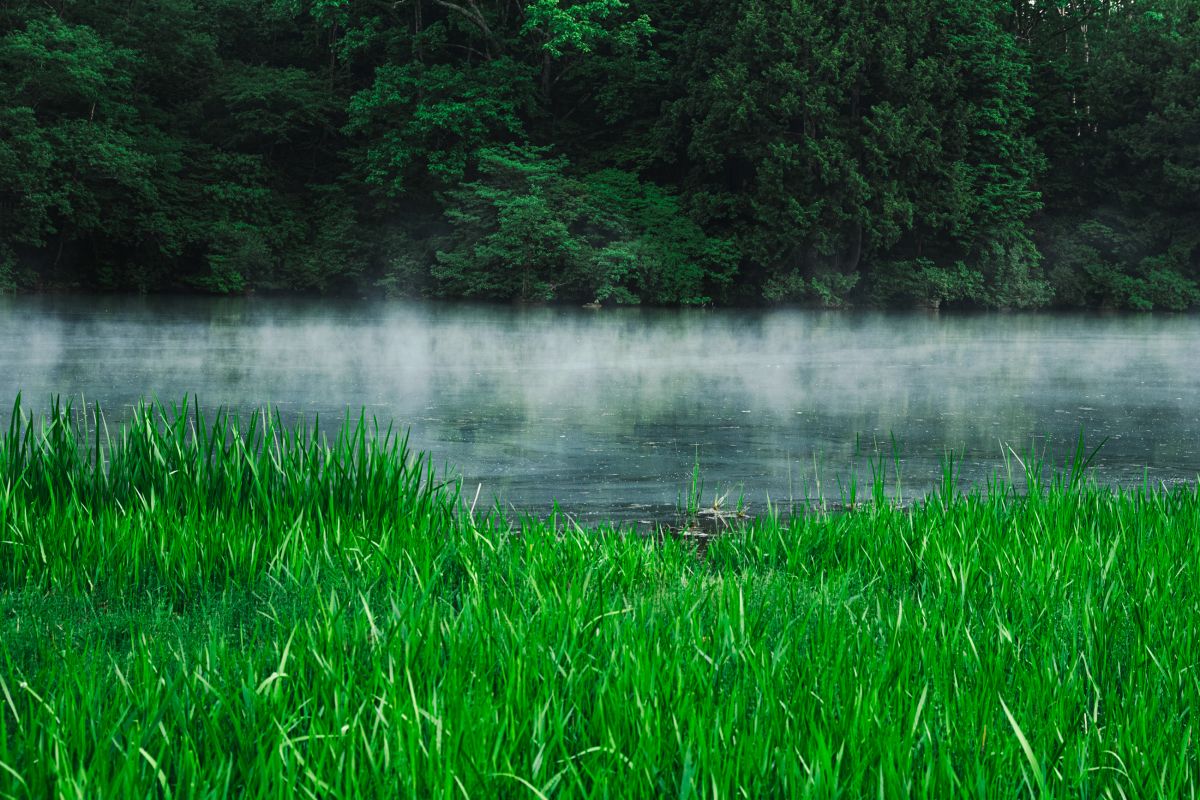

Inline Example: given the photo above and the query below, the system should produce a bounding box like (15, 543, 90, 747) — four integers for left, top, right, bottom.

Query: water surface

(3, 295, 1197, 521)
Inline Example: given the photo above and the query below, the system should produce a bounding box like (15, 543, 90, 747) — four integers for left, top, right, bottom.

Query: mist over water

(2, 294, 1198, 521)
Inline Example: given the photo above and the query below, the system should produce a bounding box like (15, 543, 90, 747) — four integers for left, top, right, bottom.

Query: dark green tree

(0, 0, 1194, 307)
(1025, 1, 1200, 310)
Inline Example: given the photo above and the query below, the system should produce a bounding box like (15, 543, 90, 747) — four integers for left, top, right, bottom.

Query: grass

(1, 398, 1199, 798)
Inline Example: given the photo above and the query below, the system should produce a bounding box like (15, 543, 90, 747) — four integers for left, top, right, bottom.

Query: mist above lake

(3, 294, 1197, 521)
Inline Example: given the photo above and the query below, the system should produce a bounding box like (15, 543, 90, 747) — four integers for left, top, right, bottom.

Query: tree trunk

(541, 50, 553, 100)
(844, 220, 863, 274)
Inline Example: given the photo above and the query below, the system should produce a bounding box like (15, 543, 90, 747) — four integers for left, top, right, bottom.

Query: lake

(2, 294, 1197, 522)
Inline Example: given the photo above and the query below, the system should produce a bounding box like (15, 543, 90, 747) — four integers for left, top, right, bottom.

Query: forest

(1, 0, 1197, 309)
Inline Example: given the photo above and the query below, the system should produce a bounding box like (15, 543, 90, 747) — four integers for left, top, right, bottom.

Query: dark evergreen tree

(0, 0, 1195, 308)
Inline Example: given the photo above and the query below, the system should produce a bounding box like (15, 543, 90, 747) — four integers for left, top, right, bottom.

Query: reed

(1, 398, 1197, 797)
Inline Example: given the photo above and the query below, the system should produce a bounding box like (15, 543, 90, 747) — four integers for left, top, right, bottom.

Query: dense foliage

(1, 1, 1197, 308)
(2, 401, 1200, 795)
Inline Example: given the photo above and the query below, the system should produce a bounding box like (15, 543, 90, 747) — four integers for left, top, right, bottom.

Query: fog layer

(3, 295, 1197, 521)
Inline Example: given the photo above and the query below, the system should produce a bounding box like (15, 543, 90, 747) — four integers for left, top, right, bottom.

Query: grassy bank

(1, 401, 1198, 798)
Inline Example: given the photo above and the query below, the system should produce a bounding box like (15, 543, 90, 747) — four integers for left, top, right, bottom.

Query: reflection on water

(2, 294, 1198, 521)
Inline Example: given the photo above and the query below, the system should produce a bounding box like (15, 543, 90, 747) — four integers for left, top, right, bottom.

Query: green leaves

(0, 0, 1194, 304)
(432, 144, 584, 301)
(522, 0, 650, 57)
(0, 16, 138, 117)
(347, 59, 531, 192)
(584, 169, 736, 305)
(1028, 0, 1200, 309)
(659, 0, 1047, 306)
(431, 145, 732, 304)
(209, 64, 336, 151)
(0, 16, 153, 260)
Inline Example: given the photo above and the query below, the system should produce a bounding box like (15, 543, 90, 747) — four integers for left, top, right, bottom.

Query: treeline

(1, 1, 1197, 309)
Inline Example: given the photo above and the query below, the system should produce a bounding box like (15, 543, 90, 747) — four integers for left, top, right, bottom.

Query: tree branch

(432, 0, 496, 46)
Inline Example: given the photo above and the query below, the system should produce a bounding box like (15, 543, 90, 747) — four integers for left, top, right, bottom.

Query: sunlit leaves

(522, 0, 651, 57)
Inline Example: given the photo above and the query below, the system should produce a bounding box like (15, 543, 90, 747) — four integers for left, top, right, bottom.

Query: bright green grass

(1, 399, 1199, 798)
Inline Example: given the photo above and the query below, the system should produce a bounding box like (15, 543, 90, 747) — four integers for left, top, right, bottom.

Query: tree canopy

(1, 0, 1196, 309)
